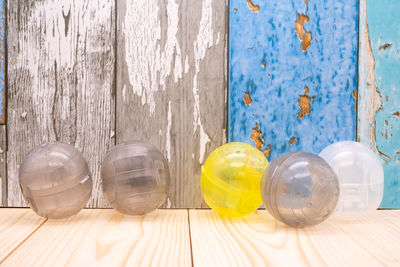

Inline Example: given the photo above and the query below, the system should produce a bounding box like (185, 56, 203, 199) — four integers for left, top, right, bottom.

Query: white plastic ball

(320, 141, 384, 219)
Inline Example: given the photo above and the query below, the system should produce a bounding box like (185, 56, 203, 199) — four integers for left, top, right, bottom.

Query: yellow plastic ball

(201, 142, 269, 217)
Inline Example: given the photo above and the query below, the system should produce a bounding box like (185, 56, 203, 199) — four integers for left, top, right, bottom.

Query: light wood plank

(0, 209, 46, 263)
(358, 0, 400, 208)
(116, 0, 228, 208)
(2, 209, 191, 267)
(189, 210, 400, 267)
(7, 0, 115, 207)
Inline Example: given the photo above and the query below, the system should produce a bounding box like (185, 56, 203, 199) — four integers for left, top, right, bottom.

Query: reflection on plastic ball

(201, 142, 269, 217)
(101, 141, 170, 215)
(19, 142, 92, 219)
(320, 141, 384, 219)
(261, 152, 339, 227)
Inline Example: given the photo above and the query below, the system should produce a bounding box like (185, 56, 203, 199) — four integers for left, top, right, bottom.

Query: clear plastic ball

(101, 141, 170, 215)
(19, 142, 92, 219)
(261, 152, 339, 227)
(319, 141, 384, 219)
(201, 142, 269, 217)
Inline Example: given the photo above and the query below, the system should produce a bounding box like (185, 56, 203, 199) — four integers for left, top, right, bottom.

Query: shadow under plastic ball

(320, 141, 384, 220)
(19, 142, 93, 219)
(101, 141, 170, 216)
(261, 152, 339, 227)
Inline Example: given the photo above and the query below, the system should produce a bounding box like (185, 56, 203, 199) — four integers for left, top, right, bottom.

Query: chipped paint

(379, 43, 392, 51)
(8, 0, 115, 207)
(166, 101, 172, 161)
(184, 55, 190, 74)
(251, 122, 264, 151)
(243, 92, 252, 106)
(289, 137, 299, 145)
(247, 0, 260, 13)
(193, 0, 214, 164)
(229, 0, 357, 159)
(263, 144, 271, 158)
(124, 0, 182, 115)
(359, 0, 400, 207)
(295, 14, 311, 52)
(122, 85, 126, 102)
(298, 86, 311, 119)
(357, 0, 381, 156)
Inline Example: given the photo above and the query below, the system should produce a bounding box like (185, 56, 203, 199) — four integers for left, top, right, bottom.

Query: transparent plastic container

(320, 141, 384, 220)
(201, 142, 269, 217)
(101, 141, 170, 215)
(261, 152, 339, 227)
(19, 142, 92, 219)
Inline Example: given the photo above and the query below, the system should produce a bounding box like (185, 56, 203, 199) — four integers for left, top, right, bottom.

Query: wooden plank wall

(3, 0, 227, 208)
(116, 0, 227, 208)
(0, 1, 5, 206)
(358, 0, 400, 208)
(228, 0, 358, 159)
(1, 0, 400, 208)
(7, 0, 115, 207)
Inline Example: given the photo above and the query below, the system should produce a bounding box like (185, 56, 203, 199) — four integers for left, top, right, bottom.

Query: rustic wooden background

(0, 0, 398, 208)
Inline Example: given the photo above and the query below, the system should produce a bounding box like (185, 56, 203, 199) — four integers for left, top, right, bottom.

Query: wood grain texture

(228, 0, 358, 158)
(0, 209, 46, 264)
(116, 0, 227, 208)
(189, 210, 400, 267)
(7, 0, 115, 207)
(358, 0, 400, 208)
(1, 209, 191, 267)
(0, 0, 5, 124)
(0, 126, 6, 206)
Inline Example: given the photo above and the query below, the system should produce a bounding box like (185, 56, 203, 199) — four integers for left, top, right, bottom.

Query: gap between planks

(0, 209, 399, 266)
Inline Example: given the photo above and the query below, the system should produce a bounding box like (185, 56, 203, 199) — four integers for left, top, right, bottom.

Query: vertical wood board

(228, 0, 358, 158)
(117, 0, 227, 208)
(0, 126, 6, 206)
(7, 0, 115, 207)
(358, 0, 400, 208)
(0, 0, 5, 124)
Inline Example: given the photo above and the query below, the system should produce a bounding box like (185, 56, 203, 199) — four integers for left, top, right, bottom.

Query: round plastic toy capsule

(319, 141, 384, 219)
(19, 142, 93, 219)
(101, 141, 170, 216)
(201, 142, 269, 217)
(261, 152, 339, 227)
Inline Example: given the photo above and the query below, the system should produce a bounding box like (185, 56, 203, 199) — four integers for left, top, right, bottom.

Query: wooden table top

(0, 208, 398, 266)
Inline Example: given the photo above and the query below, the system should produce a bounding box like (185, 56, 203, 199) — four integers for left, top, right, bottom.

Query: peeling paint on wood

(0, 1, 4, 124)
(295, 14, 312, 52)
(117, 0, 227, 208)
(358, 0, 400, 208)
(7, 0, 115, 207)
(250, 122, 264, 151)
(243, 92, 252, 106)
(298, 86, 311, 119)
(229, 0, 358, 160)
(247, 0, 260, 13)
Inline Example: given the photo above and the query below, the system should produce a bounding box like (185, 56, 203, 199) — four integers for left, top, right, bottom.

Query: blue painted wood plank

(0, 0, 4, 124)
(358, 0, 400, 208)
(228, 0, 358, 159)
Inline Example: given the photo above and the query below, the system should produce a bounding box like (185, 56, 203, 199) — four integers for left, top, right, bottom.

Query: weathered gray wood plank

(0, 126, 6, 206)
(7, 0, 115, 207)
(117, 0, 228, 208)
